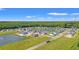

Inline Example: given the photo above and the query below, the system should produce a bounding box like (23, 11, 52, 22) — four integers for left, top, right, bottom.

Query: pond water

(0, 35, 25, 46)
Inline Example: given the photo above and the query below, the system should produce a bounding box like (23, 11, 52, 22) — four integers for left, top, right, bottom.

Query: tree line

(0, 21, 79, 30)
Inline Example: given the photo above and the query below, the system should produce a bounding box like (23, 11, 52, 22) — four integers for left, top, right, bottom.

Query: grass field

(70, 30, 79, 50)
(0, 31, 17, 36)
(35, 30, 79, 50)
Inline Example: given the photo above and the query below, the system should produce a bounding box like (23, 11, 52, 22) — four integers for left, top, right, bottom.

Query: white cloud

(26, 16, 36, 18)
(71, 13, 79, 15)
(26, 16, 32, 18)
(48, 12, 68, 15)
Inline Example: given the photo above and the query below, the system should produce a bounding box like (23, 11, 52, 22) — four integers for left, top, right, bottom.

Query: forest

(0, 21, 79, 29)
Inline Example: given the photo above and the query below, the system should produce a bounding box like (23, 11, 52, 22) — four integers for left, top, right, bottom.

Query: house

(18, 31, 28, 36)
(52, 32, 59, 36)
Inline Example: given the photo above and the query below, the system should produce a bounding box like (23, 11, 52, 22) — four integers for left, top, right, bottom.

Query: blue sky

(0, 8, 79, 21)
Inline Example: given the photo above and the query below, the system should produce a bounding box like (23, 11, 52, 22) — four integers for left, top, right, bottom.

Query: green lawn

(70, 31, 79, 50)
(0, 31, 17, 36)
(35, 30, 79, 50)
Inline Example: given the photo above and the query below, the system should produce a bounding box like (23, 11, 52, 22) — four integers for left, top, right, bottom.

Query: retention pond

(0, 34, 25, 46)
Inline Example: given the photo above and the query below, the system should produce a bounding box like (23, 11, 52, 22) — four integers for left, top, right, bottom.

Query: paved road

(27, 29, 70, 50)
